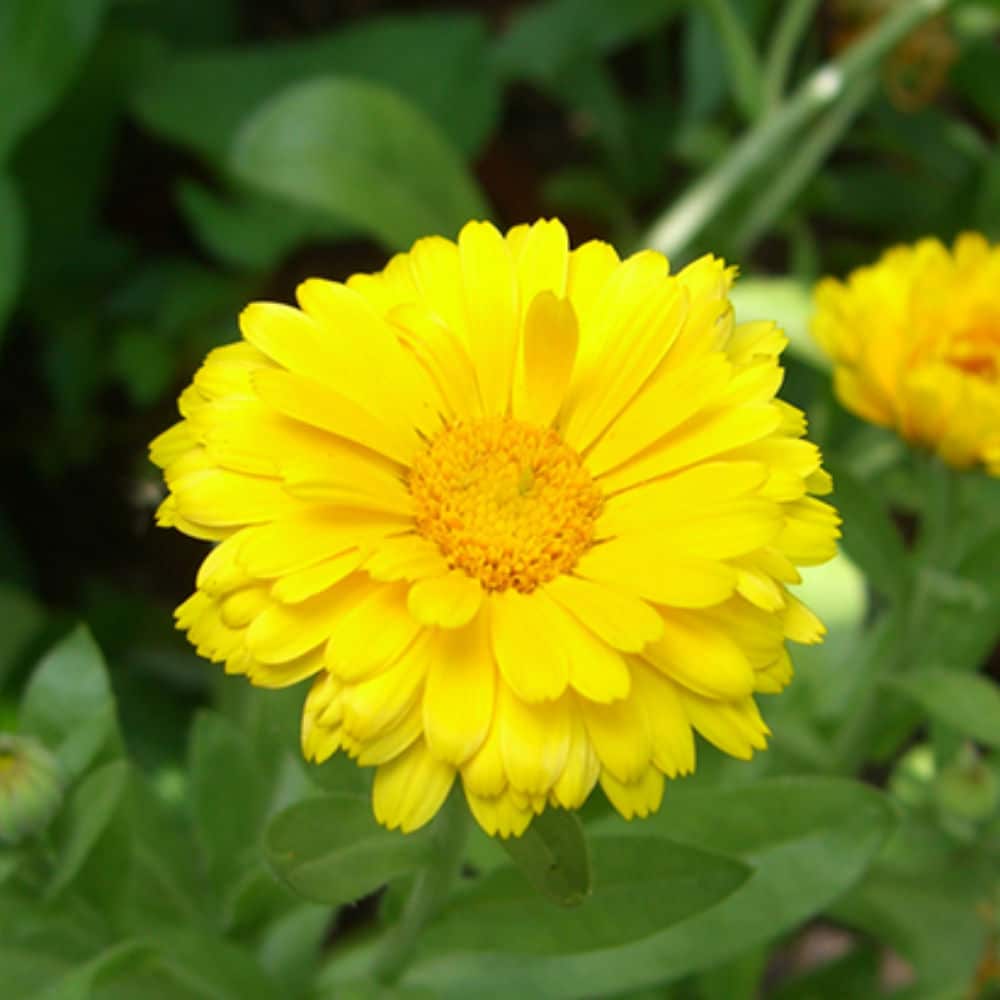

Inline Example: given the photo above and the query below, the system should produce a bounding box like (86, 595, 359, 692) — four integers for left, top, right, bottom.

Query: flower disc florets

(152, 218, 839, 837)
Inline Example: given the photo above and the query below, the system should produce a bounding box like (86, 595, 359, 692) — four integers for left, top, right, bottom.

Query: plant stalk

(641, 0, 953, 259)
(371, 789, 469, 985)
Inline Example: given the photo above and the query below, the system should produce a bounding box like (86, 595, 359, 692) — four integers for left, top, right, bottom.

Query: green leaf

(20, 625, 120, 777)
(176, 180, 353, 272)
(266, 793, 433, 906)
(132, 13, 499, 162)
(423, 835, 748, 956)
(110, 326, 175, 406)
(499, 809, 591, 906)
(46, 759, 129, 898)
(404, 778, 895, 996)
(495, 0, 684, 82)
(0, 0, 109, 159)
(0, 173, 24, 339)
(826, 461, 909, 604)
(231, 77, 488, 251)
(884, 669, 1000, 748)
(189, 711, 271, 892)
(27, 940, 154, 1000)
(729, 277, 830, 370)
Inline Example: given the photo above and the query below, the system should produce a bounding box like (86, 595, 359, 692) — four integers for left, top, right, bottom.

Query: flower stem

(641, 0, 953, 259)
(371, 789, 469, 985)
(703, 0, 763, 122)
(761, 0, 821, 113)
(733, 75, 877, 256)
(832, 455, 960, 775)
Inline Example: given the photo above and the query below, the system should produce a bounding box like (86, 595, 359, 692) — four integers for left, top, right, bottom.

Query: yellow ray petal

(630, 665, 695, 777)
(579, 684, 651, 784)
(464, 788, 533, 838)
(512, 292, 579, 428)
(373, 739, 455, 833)
(551, 707, 601, 809)
(514, 218, 570, 303)
(324, 582, 423, 681)
(499, 685, 571, 796)
(423, 615, 496, 764)
(339, 640, 428, 742)
(600, 766, 664, 820)
(459, 221, 519, 415)
(574, 541, 737, 608)
(365, 533, 450, 583)
(545, 574, 662, 652)
(643, 610, 756, 699)
(271, 549, 367, 603)
(408, 571, 484, 629)
(489, 589, 571, 702)
(679, 691, 770, 760)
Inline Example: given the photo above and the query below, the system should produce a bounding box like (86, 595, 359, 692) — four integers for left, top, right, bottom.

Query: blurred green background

(2, 1, 1000, 997)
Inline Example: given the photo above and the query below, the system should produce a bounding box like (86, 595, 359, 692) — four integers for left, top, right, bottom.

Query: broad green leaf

(256, 904, 330, 996)
(914, 527, 1000, 675)
(231, 77, 488, 251)
(176, 180, 353, 272)
(46, 759, 128, 898)
(404, 778, 894, 996)
(132, 14, 498, 162)
(0, 948, 71, 998)
(826, 461, 909, 603)
(500, 808, 591, 906)
(20, 625, 121, 777)
(266, 793, 432, 906)
(28, 940, 153, 1000)
(423, 836, 748, 956)
(0, 173, 24, 339)
(729, 277, 830, 370)
(495, 0, 683, 82)
(0, 0, 108, 159)
(110, 326, 175, 406)
(189, 711, 271, 891)
(884, 669, 1000, 748)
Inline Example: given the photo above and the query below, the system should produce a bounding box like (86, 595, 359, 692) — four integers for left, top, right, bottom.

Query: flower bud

(0, 733, 64, 844)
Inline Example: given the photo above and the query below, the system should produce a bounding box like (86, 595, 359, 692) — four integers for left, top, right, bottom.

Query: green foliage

(3, 1, 1000, 997)
(231, 78, 489, 250)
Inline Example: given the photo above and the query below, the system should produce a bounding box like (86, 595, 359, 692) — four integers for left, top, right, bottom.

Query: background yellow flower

(152, 219, 839, 836)
(812, 233, 1000, 474)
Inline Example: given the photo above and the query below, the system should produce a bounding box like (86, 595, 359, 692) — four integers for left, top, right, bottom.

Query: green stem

(641, 0, 953, 259)
(703, 0, 764, 121)
(371, 789, 469, 985)
(761, 0, 821, 113)
(733, 75, 877, 255)
(832, 455, 960, 774)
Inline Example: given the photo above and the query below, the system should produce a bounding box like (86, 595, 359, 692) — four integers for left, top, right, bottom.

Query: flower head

(813, 233, 1000, 473)
(0, 733, 63, 844)
(152, 219, 838, 836)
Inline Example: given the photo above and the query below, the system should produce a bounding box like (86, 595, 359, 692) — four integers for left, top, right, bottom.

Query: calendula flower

(152, 219, 838, 837)
(813, 233, 1000, 474)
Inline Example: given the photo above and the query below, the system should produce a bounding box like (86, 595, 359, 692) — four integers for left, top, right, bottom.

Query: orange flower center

(410, 416, 602, 593)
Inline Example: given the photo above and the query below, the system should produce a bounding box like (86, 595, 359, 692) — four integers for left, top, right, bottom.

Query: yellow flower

(813, 233, 1000, 473)
(151, 219, 838, 837)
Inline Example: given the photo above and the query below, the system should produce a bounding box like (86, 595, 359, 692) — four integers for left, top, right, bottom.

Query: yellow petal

(575, 542, 738, 608)
(366, 534, 450, 583)
(512, 292, 578, 428)
(408, 571, 483, 629)
(580, 684, 651, 784)
(550, 708, 600, 809)
(246, 575, 369, 664)
(643, 610, 755, 698)
(408, 234, 468, 343)
(459, 221, 519, 415)
(373, 739, 455, 833)
(489, 589, 570, 702)
(600, 767, 664, 820)
(630, 665, 695, 777)
(514, 218, 570, 303)
(545, 575, 662, 652)
(464, 788, 533, 838)
(423, 615, 496, 764)
(325, 582, 422, 681)
(339, 639, 428, 741)
(679, 691, 770, 760)
(172, 469, 298, 528)
(499, 685, 571, 796)
(270, 549, 366, 603)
